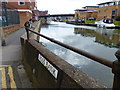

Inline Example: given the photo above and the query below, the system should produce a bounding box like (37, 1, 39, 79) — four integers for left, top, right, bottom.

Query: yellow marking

(8, 66, 17, 89)
(0, 65, 11, 67)
(0, 68, 7, 88)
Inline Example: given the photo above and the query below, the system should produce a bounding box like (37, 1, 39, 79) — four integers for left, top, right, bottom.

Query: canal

(40, 21, 120, 88)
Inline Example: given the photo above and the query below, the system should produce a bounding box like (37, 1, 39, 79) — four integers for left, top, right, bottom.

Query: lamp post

(1, 1, 7, 46)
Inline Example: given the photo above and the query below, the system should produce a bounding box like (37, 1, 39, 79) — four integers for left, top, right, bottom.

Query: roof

(39, 10, 48, 13)
(98, 1, 115, 5)
(84, 10, 98, 12)
(74, 9, 87, 12)
(82, 6, 99, 9)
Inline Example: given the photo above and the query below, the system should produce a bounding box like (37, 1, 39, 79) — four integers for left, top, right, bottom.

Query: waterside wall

(20, 21, 105, 88)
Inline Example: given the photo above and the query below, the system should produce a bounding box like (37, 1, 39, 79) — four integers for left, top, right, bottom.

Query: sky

(37, 0, 111, 14)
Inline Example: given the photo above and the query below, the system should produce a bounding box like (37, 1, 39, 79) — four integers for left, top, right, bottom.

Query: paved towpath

(0, 27, 32, 89)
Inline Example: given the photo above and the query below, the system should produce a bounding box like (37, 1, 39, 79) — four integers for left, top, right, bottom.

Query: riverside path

(0, 27, 32, 89)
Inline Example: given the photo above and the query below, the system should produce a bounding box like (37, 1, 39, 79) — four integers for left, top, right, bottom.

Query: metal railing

(25, 27, 120, 89)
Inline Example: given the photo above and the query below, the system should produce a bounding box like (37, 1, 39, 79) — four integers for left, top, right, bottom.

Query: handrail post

(25, 27, 29, 40)
(112, 49, 120, 89)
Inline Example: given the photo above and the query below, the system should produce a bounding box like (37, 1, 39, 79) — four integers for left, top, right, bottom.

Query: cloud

(37, 0, 112, 14)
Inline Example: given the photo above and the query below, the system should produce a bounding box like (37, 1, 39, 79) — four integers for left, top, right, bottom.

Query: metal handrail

(25, 28, 113, 68)
(25, 27, 120, 89)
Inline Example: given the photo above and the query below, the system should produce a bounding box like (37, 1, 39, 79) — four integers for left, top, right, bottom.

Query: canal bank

(0, 27, 32, 88)
(66, 21, 120, 29)
(39, 21, 120, 87)
(0, 21, 40, 89)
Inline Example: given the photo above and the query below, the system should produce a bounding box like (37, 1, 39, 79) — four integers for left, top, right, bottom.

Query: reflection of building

(74, 28, 95, 37)
(74, 28, 120, 48)
(75, 0, 120, 20)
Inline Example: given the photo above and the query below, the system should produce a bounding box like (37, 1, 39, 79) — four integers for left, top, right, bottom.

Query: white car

(95, 19, 115, 28)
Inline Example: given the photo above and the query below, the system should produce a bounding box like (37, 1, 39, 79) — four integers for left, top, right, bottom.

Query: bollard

(1, 39, 6, 46)
(1, 27, 6, 46)
(112, 50, 120, 89)
(25, 27, 29, 40)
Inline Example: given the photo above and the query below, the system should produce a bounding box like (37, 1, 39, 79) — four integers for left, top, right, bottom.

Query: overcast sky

(37, 0, 111, 14)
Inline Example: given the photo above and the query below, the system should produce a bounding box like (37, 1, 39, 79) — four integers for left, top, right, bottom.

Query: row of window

(3, 1, 31, 6)
(2, 0, 29, 5)
(99, 1, 120, 7)
(18, 1, 25, 5)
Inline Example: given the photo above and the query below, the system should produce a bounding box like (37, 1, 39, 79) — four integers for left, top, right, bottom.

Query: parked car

(66, 20, 75, 24)
(95, 19, 115, 28)
(87, 17, 96, 21)
(75, 19, 85, 24)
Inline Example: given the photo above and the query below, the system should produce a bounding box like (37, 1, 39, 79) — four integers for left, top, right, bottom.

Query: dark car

(66, 20, 75, 24)
(75, 19, 85, 24)
(87, 17, 96, 21)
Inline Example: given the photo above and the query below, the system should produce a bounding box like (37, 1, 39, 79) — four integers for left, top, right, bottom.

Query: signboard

(38, 54, 58, 79)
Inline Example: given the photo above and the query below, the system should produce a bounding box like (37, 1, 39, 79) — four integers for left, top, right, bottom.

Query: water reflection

(74, 28, 120, 48)
(40, 22, 119, 88)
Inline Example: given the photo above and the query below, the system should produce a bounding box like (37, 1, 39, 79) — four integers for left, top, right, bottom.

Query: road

(0, 27, 32, 88)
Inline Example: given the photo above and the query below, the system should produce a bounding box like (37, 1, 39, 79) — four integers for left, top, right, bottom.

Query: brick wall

(3, 24, 20, 36)
(90, 12, 98, 19)
(97, 5, 120, 20)
(19, 12, 32, 27)
(7, 1, 36, 10)
(75, 5, 120, 21)
(117, 6, 120, 16)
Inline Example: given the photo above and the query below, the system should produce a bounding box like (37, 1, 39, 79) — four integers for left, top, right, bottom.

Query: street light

(1, 1, 7, 46)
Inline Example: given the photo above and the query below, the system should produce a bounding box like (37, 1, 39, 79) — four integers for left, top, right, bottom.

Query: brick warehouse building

(97, 1, 120, 20)
(75, 6, 98, 20)
(75, 0, 120, 21)
(5, 0, 39, 27)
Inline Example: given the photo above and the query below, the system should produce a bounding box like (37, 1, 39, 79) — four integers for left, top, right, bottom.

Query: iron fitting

(115, 50, 120, 61)
(112, 60, 120, 75)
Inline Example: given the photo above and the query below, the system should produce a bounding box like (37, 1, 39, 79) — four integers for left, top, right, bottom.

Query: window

(109, 2, 114, 6)
(115, 1, 118, 5)
(18, 1, 25, 5)
(118, 1, 120, 5)
(99, 4, 104, 7)
(103, 19, 113, 24)
(112, 9, 117, 19)
(104, 4, 108, 6)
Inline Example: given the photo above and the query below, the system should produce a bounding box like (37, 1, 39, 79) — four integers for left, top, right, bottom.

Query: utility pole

(1, 1, 7, 46)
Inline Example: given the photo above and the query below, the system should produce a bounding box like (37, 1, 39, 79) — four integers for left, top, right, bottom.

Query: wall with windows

(5, 0, 38, 27)
(75, 9, 98, 20)
(6, 0, 36, 10)
(75, 1, 120, 21)
(97, 4, 120, 20)
(117, 5, 120, 16)
(97, 1, 120, 20)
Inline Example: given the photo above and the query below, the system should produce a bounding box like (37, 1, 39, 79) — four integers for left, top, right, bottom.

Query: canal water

(40, 21, 120, 88)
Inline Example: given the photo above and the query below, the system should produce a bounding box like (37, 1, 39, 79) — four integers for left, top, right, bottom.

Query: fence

(0, 2, 20, 26)
(24, 27, 120, 89)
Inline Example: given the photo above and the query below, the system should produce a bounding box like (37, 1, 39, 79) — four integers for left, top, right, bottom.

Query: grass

(114, 21, 120, 25)
(85, 20, 120, 25)
(85, 20, 96, 24)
